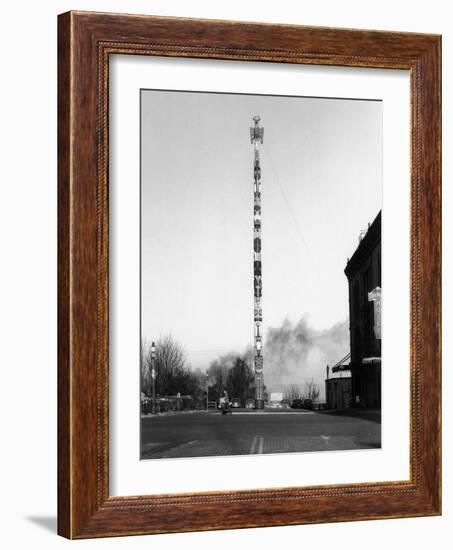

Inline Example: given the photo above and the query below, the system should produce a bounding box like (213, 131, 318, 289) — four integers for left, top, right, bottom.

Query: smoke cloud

(264, 315, 349, 393)
(206, 315, 349, 402)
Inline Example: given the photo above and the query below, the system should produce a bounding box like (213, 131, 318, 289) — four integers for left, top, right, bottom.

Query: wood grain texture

(57, 11, 441, 539)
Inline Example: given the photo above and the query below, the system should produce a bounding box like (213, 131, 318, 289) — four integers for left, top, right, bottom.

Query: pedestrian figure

(222, 390, 232, 414)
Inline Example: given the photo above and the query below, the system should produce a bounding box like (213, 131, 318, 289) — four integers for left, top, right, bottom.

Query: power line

(262, 146, 324, 285)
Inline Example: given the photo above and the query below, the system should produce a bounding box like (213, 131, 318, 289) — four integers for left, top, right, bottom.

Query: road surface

(141, 410, 381, 459)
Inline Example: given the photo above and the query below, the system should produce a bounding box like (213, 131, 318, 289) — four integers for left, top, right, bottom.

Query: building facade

(325, 376, 352, 410)
(344, 211, 381, 409)
(325, 354, 352, 410)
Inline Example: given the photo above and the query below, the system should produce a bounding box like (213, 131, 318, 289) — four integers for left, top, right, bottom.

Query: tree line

(141, 336, 204, 401)
(141, 336, 257, 407)
(141, 335, 323, 409)
(207, 351, 256, 405)
(283, 380, 321, 402)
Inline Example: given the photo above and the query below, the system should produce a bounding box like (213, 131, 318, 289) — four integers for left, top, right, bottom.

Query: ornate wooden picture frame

(58, 11, 441, 539)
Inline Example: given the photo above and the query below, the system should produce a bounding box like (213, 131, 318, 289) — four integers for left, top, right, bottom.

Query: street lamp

(150, 341, 156, 414)
(205, 372, 209, 411)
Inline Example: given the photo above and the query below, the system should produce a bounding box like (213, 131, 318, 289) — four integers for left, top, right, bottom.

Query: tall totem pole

(250, 116, 265, 409)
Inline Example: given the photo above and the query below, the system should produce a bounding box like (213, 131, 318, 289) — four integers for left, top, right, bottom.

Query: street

(141, 410, 381, 459)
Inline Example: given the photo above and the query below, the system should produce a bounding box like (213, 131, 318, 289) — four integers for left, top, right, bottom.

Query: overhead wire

(261, 145, 326, 293)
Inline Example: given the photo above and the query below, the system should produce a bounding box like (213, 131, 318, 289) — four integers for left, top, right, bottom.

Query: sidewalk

(142, 407, 317, 419)
(141, 409, 207, 419)
(319, 408, 381, 423)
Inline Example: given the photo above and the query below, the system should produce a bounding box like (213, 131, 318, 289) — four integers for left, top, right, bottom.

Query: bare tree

(140, 338, 151, 395)
(155, 335, 186, 395)
(207, 348, 256, 404)
(283, 383, 304, 402)
(140, 336, 206, 411)
(142, 335, 193, 395)
(304, 378, 321, 402)
(207, 360, 229, 402)
(226, 358, 254, 405)
(207, 352, 237, 400)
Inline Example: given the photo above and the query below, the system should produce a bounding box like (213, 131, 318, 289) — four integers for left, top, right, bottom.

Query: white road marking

(250, 436, 264, 454)
(257, 436, 264, 454)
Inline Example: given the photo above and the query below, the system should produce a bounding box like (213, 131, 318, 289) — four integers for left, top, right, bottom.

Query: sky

(141, 89, 382, 372)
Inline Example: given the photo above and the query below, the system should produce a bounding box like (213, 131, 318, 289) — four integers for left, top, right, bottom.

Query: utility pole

(250, 116, 265, 409)
(206, 372, 209, 411)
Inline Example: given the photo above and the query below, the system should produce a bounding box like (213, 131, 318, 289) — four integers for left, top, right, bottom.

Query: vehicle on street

(217, 397, 233, 409)
(291, 398, 304, 409)
(303, 398, 313, 410)
(221, 399, 232, 415)
(245, 398, 255, 409)
(232, 398, 241, 408)
(141, 397, 151, 414)
(218, 393, 233, 414)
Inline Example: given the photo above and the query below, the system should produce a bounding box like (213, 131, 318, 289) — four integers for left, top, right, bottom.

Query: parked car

(245, 398, 255, 409)
(231, 398, 241, 408)
(303, 398, 313, 410)
(291, 399, 304, 409)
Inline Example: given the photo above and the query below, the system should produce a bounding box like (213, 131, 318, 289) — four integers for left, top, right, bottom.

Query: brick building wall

(345, 211, 381, 409)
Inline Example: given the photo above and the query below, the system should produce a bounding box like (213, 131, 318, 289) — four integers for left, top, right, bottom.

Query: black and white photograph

(1, 0, 446, 546)
(140, 89, 382, 460)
